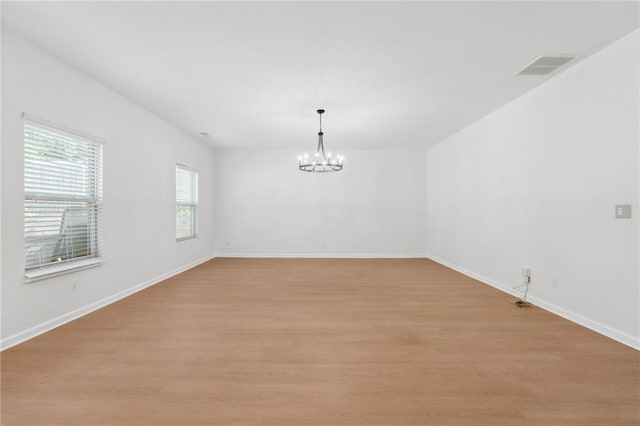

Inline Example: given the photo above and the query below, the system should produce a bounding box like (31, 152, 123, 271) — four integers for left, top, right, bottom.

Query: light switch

(615, 204, 632, 219)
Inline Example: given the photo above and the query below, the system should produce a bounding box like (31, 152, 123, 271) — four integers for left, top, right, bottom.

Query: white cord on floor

(512, 278, 530, 302)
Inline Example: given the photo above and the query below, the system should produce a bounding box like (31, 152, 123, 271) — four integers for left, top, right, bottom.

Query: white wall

(1, 31, 216, 348)
(427, 29, 639, 348)
(214, 149, 426, 257)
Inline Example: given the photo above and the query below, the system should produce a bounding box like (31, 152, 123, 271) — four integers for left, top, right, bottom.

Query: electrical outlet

(552, 278, 559, 288)
(71, 280, 79, 292)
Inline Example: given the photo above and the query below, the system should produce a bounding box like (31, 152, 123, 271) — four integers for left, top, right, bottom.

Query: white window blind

(24, 117, 103, 280)
(176, 164, 198, 240)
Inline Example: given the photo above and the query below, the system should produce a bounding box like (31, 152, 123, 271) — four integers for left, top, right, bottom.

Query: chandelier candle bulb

(298, 109, 344, 173)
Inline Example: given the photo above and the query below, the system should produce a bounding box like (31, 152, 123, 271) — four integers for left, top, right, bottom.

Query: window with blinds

(176, 164, 198, 241)
(24, 117, 103, 280)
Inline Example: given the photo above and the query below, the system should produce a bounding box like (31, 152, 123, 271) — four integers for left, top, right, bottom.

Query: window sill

(176, 235, 198, 242)
(25, 258, 103, 283)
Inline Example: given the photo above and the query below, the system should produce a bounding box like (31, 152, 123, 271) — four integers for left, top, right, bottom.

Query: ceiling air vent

(516, 55, 576, 76)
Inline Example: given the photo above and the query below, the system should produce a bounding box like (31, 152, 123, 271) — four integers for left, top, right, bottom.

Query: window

(24, 116, 104, 280)
(176, 164, 198, 240)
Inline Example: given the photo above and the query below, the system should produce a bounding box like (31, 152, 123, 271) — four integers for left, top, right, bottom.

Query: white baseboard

(428, 255, 640, 351)
(215, 252, 429, 259)
(1, 254, 216, 351)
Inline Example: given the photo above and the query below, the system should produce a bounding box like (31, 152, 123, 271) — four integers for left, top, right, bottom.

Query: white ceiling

(2, 1, 638, 149)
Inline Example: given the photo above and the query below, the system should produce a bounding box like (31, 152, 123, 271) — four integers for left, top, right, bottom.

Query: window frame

(23, 114, 104, 282)
(175, 163, 199, 242)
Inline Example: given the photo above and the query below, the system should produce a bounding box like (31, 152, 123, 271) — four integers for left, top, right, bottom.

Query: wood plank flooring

(1, 258, 638, 425)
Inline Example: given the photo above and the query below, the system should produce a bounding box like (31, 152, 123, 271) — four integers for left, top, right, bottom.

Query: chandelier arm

(316, 132, 326, 159)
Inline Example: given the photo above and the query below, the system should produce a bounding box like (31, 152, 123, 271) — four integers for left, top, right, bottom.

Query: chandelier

(298, 109, 344, 172)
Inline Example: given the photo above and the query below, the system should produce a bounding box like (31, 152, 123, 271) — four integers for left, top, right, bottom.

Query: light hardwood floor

(1, 258, 638, 425)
